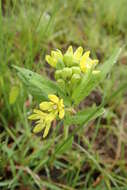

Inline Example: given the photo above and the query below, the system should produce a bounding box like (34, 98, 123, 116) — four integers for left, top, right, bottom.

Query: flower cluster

(46, 46, 99, 92)
(28, 94, 64, 138)
(46, 46, 99, 72)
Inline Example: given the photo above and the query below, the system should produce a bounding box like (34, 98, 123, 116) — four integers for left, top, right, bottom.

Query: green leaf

(87, 183, 127, 190)
(13, 65, 70, 105)
(72, 48, 121, 105)
(9, 86, 19, 105)
(55, 136, 73, 155)
(64, 106, 105, 125)
(99, 48, 122, 80)
(72, 70, 101, 105)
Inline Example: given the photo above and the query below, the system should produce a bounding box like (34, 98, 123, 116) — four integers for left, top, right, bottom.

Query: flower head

(28, 94, 64, 138)
(63, 46, 83, 67)
(80, 51, 99, 73)
(28, 109, 55, 138)
(45, 50, 63, 68)
(66, 46, 83, 60)
(40, 94, 65, 119)
(45, 46, 99, 94)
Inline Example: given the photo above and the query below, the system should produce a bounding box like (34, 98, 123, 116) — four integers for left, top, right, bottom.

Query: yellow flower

(28, 94, 65, 138)
(80, 51, 99, 73)
(64, 46, 83, 66)
(45, 49, 63, 68)
(40, 94, 65, 119)
(45, 46, 99, 75)
(66, 46, 83, 61)
(28, 109, 55, 138)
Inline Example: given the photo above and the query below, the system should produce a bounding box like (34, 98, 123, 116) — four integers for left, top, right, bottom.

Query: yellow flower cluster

(28, 94, 64, 138)
(45, 46, 99, 73)
(45, 46, 99, 93)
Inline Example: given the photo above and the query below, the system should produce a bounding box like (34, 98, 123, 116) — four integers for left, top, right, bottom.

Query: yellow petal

(48, 94, 59, 104)
(45, 55, 56, 67)
(43, 122, 51, 138)
(51, 51, 59, 59)
(60, 99, 64, 108)
(51, 50, 63, 60)
(74, 46, 83, 59)
(59, 108, 65, 119)
(51, 50, 56, 57)
(80, 51, 90, 73)
(33, 109, 46, 116)
(35, 119, 43, 124)
(81, 51, 90, 62)
(39, 102, 53, 111)
(56, 49, 63, 57)
(28, 114, 41, 120)
(33, 123, 45, 133)
(45, 55, 52, 63)
(58, 99, 64, 109)
(80, 61, 87, 73)
(46, 113, 56, 122)
(66, 46, 73, 54)
(28, 109, 46, 120)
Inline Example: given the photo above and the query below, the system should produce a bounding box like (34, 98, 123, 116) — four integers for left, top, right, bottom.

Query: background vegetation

(0, 0, 127, 189)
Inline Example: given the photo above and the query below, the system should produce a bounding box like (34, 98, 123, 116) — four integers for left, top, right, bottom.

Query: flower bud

(70, 74, 81, 88)
(55, 70, 62, 80)
(61, 67, 72, 80)
(63, 55, 79, 67)
(72, 66, 81, 74)
(63, 54, 73, 67)
(56, 60, 65, 70)
(57, 79, 65, 89)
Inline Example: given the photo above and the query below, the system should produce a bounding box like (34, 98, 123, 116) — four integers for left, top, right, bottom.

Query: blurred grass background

(0, 0, 127, 189)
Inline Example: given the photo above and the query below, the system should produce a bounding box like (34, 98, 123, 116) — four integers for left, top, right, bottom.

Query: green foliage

(55, 137, 73, 155)
(65, 106, 105, 125)
(0, 0, 127, 189)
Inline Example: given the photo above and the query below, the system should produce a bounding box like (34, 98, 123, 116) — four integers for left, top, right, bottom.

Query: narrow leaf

(64, 107, 105, 125)
(55, 137, 73, 155)
(9, 86, 19, 105)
